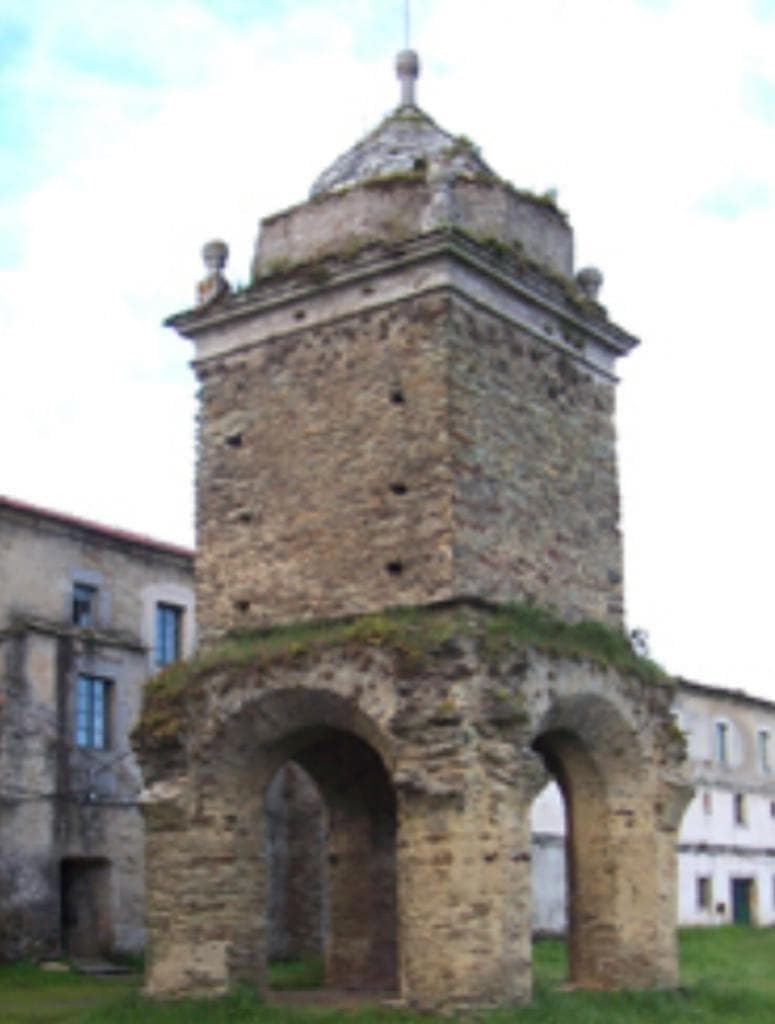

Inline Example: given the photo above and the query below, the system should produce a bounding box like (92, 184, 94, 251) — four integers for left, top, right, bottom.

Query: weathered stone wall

(194, 292, 455, 637)
(0, 500, 194, 960)
(254, 176, 573, 280)
(447, 295, 624, 624)
(194, 265, 626, 638)
(0, 504, 194, 647)
(136, 607, 690, 1010)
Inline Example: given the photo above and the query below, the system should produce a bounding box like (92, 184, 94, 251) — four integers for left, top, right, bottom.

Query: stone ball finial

(396, 49, 420, 107)
(576, 266, 603, 302)
(202, 239, 229, 274)
(197, 239, 230, 307)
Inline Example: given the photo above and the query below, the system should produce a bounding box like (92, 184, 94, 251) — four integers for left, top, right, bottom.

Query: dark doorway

(60, 858, 111, 957)
(265, 728, 398, 993)
(731, 878, 754, 925)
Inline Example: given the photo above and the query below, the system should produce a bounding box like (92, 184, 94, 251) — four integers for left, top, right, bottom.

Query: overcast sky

(2, 0, 774, 698)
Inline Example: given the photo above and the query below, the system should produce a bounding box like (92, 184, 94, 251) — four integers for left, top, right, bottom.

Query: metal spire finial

(395, 0, 419, 107)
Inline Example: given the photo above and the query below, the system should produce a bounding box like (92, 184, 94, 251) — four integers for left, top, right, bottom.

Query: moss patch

(458, 228, 603, 318)
(480, 604, 667, 683)
(133, 602, 668, 754)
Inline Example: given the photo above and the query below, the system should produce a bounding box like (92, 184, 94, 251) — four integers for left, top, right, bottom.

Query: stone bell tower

(170, 50, 634, 641)
(140, 50, 690, 1012)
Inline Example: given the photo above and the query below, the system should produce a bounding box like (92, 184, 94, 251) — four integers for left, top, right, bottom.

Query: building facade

(675, 681, 775, 927)
(0, 495, 194, 961)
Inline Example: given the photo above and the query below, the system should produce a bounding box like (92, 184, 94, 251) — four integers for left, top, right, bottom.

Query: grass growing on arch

(135, 600, 669, 752)
(4, 929, 775, 1022)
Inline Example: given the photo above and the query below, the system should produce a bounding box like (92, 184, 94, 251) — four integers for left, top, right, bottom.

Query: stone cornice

(168, 230, 638, 381)
(1, 614, 146, 653)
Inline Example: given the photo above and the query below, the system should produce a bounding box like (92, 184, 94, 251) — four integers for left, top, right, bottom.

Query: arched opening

(530, 780, 567, 938)
(262, 726, 398, 996)
(531, 729, 609, 986)
(529, 777, 569, 992)
(528, 693, 649, 991)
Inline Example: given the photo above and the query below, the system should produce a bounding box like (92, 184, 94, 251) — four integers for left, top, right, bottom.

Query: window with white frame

(697, 876, 712, 909)
(758, 729, 771, 774)
(154, 603, 183, 669)
(714, 721, 729, 765)
(75, 674, 111, 750)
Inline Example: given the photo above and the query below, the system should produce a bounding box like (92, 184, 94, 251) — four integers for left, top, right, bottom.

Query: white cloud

(2, 0, 774, 696)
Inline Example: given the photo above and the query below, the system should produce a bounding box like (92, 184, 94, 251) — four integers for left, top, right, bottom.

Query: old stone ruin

(133, 50, 691, 1012)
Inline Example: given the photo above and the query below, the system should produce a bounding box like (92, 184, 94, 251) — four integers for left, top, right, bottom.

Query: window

(758, 730, 771, 774)
(772, 876, 775, 910)
(697, 876, 712, 909)
(72, 583, 97, 627)
(733, 793, 747, 826)
(714, 721, 729, 765)
(75, 675, 110, 749)
(155, 603, 183, 668)
(702, 790, 713, 815)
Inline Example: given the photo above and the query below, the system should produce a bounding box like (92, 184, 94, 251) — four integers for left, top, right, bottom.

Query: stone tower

(138, 51, 690, 1012)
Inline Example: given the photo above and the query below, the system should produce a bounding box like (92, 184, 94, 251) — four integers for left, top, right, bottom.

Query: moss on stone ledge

(132, 602, 669, 753)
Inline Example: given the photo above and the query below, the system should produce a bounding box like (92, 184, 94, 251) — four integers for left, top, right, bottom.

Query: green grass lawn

(2, 929, 774, 1024)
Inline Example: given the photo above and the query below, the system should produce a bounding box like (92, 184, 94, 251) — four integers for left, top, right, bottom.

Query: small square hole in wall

(389, 482, 408, 495)
(235, 599, 250, 613)
(225, 433, 243, 448)
(389, 387, 405, 404)
(385, 561, 404, 576)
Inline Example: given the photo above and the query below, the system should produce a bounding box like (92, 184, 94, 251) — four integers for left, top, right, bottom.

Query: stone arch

(138, 630, 691, 1010)
(530, 691, 676, 989)
(144, 685, 399, 998)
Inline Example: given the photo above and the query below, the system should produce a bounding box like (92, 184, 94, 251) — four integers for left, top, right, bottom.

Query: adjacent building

(675, 680, 775, 927)
(0, 495, 194, 961)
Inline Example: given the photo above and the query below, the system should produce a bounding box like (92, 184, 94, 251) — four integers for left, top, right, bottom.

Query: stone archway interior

(265, 762, 325, 966)
(264, 728, 398, 993)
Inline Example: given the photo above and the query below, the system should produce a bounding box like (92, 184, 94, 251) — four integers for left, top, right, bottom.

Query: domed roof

(251, 49, 574, 283)
(309, 50, 497, 197)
